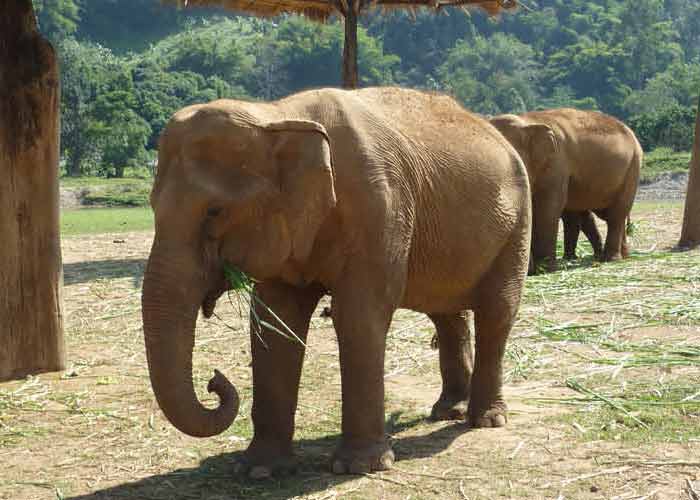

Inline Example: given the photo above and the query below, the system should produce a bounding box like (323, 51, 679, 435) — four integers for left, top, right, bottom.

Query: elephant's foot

(430, 394, 469, 421)
(468, 399, 508, 428)
(331, 441, 394, 474)
(529, 258, 557, 275)
(563, 252, 578, 261)
(602, 252, 623, 262)
(236, 441, 297, 479)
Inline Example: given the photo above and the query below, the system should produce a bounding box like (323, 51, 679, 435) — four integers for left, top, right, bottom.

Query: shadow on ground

(66, 414, 471, 500)
(64, 259, 146, 287)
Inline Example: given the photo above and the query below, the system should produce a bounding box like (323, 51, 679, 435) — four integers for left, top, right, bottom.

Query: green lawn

(61, 207, 154, 235)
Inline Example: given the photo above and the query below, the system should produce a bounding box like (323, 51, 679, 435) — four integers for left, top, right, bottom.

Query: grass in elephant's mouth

(222, 262, 306, 347)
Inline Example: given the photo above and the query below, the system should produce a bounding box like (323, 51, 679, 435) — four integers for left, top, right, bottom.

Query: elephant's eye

(206, 207, 223, 217)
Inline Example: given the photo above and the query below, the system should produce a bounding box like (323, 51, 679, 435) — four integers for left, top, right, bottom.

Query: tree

(164, 0, 516, 89)
(33, 0, 80, 41)
(438, 33, 540, 115)
(1, 0, 65, 381)
(58, 39, 123, 176)
(90, 89, 152, 178)
(628, 105, 696, 152)
(679, 96, 700, 248)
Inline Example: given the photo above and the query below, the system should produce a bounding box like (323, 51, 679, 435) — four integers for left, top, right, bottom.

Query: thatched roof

(165, 0, 517, 22)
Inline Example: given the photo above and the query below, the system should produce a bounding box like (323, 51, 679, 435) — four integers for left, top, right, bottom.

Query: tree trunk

(679, 96, 700, 249)
(342, 0, 359, 89)
(0, 0, 65, 381)
(67, 156, 81, 177)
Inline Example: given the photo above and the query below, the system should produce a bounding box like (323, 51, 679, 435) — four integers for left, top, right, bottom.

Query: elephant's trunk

(141, 245, 238, 437)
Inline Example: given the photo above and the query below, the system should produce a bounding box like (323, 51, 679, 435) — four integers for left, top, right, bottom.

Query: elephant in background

(142, 87, 531, 478)
(491, 109, 641, 272)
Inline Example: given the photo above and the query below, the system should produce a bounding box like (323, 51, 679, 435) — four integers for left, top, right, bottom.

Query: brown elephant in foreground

(491, 109, 641, 272)
(142, 87, 531, 477)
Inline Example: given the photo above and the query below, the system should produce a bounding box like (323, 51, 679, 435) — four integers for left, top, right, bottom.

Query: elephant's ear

(264, 119, 337, 263)
(526, 123, 557, 164)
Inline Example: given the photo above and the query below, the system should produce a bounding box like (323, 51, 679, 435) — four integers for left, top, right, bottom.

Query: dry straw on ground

(0, 201, 698, 500)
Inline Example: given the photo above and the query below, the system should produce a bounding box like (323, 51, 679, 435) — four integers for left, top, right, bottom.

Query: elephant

(142, 87, 531, 478)
(490, 109, 641, 272)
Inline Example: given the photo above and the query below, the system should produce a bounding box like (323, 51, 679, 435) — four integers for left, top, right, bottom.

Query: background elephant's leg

(580, 211, 603, 259)
(429, 311, 474, 421)
(330, 267, 400, 474)
(469, 232, 528, 428)
(531, 192, 563, 273)
(244, 282, 323, 478)
(562, 211, 582, 260)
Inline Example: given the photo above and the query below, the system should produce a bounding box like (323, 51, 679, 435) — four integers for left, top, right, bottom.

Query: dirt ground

(1, 200, 698, 500)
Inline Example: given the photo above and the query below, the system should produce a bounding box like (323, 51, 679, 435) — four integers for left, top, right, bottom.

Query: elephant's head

(142, 103, 336, 437)
(490, 114, 557, 187)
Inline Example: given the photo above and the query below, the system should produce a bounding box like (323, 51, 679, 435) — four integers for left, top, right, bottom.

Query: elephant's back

(281, 87, 531, 311)
(524, 108, 636, 160)
(525, 109, 639, 209)
(350, 89, 530, 311)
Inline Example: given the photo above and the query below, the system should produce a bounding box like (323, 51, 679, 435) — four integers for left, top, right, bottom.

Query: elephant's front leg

(330, 271, 398, 474)
(531, 191, 564, 273)
(561, 211, 582, 260)
(242, 281, 323, 479)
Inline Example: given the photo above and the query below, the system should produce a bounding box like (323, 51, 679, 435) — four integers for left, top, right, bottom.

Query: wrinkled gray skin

(491, 109, 641, 272)
(142, 87, 531, 478)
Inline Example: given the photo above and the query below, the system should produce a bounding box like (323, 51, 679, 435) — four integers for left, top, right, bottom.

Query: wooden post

(0, 0, 65, 381)
(679, 95, 700, 249)
(342, 0, 359, 89)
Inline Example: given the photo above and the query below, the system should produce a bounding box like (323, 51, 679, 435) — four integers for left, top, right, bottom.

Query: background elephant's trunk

(141, 246, 238, 437)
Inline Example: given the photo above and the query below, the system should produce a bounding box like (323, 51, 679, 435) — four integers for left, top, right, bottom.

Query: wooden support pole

(0, 0, 65, 381)
(679, 95, 700, 249)
(342, 0, 359, 89)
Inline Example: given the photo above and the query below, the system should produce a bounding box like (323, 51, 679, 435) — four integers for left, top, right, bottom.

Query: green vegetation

(60, 174, 152, 208)
(59, 174, 150, 188)
(642, 147, 692, 183)
(61, 208, 153, 235)
(555, 377, 700, 443)
(80, 182, 151, 207)
(33, 0, 698, 179)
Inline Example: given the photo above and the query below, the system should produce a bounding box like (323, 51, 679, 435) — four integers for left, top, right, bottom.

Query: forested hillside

(33, 0, 700, 177)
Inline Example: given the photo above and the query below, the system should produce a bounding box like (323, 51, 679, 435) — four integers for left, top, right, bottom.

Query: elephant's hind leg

(603, 161, 639, 261)
(429, 311, 474, 421)
(469, 235, 528, 428)
(241, 281, 324, 479)
(581, 211, 603, 259)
